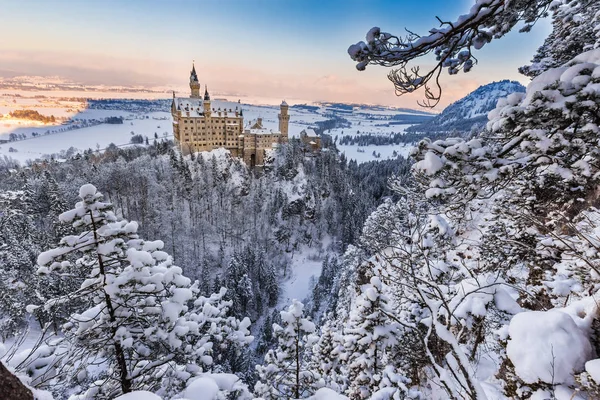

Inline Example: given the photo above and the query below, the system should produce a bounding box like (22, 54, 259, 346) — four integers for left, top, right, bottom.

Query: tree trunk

(295, 327, 300, 399)
(89, 210, 131, 394)
(0, 361, 33, 400)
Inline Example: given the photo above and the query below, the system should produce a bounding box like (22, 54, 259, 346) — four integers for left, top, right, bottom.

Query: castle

(171, 64, 289, 166)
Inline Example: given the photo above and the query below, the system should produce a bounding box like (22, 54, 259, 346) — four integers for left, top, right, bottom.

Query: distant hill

(315, 102, 437, 116)
(406, 80, 526, 134)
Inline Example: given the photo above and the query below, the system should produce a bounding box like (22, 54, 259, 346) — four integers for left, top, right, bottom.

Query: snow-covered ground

(0, 111, 172, 164)
(0, 325, 44, 361)
(0, 93, 431, 165)
(281, 252, 323, 305)
(336, 142, 415, 163)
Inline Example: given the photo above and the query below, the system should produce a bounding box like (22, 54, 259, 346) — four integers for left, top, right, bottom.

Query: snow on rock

(530, 386, 585, 400)
(530, 389, 553, 400)
(114, 391, 162, 400)
(450, 274, 521, 325)
(183, 373, 251, 400)
(184, 377, 220, 400)
(585, 358, 600, 384)
(507, 310, 593, 384)
(31, 387, 55, 400)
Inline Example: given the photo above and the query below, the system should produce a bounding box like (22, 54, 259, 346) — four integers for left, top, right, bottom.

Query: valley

(2, 0, 596, 397)
(0, 91, 434, 166)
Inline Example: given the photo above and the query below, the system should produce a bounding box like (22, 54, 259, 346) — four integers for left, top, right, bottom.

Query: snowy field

(0, 111, 171, 164)
(336, 142, 415, 163)
(0, 93, 432, 165)
(329, 122, 416, 163)
(281, 252, 324, 305)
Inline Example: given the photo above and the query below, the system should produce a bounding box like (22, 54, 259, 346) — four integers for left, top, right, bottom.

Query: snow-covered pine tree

(162, 287, 253, 396)
(519, 0, 600, 78)
(35, 184, 193, 396)
(307, 317, 346, 393)
(263, 262, 279, 308)
(347, 0, 600, 396)
(335, 185, 517, 399)
(0, 190, 48, 338)
(41, 171, 71, 242)
(0, 236, 35, 339)
(225, 253, 255, 319)
(255, 300, 319, 399)
(343, 276, 404, 399)
(359, 198, 405, 254)
(34, 184, 252, 399)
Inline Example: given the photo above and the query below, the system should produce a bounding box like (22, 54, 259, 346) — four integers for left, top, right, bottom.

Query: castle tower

(170, 91, 177, 114)
(203, 85, 211, 116)
(190, 63, 200, 98)
(278, 100, 289, 142)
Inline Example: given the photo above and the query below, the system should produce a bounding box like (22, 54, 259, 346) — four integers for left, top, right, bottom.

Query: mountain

(406, 80, 526, 134)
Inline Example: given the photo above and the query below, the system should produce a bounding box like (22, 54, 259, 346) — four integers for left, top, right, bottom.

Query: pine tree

(43, 171, 71, 241)
(0, 190, 44, 338)
(35, 184, 252, 398)
(35, 184, 184, 396)
(257, 314, 274, 355)
(225, 254, 255, 318)
(308, 317, 345, 392)
(0, 269, 27, 340)
(255, 300, 319, 399)
(344, 276, 401, 399)
(520, 0, 600, 78)
(264, 263, 279, 307)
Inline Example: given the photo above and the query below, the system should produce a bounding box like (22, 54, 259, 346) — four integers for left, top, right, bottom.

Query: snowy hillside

(3, 0, 600, 398)
(0, 94, 434, 165)
(406, 80, 525, 134)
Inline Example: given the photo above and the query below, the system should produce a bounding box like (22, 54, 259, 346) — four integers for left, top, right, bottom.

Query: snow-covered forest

(0, 139, 411, 399)
(2, 0, 600, 399)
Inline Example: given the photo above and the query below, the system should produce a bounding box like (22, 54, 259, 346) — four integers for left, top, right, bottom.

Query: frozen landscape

(0, 93, 432, 166)
(2, 0, 600, 399)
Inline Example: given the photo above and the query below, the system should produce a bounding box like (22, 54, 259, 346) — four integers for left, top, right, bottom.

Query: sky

(0, 0, 551, 109)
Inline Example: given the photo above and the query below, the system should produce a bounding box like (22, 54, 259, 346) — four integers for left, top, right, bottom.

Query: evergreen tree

(35, 184, 252, 398)
(519, 0, 600, 78)
(343, 276, 403, 399)
(255, 300, 319, 399)
(308, 317, 345, 392)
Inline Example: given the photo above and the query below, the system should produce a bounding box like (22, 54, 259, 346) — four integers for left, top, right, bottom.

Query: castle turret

(203, 85, 211, 116)
(278, 100, 289, 142)
(171, 91, 181, 143)
(190, 63, 200, 98)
